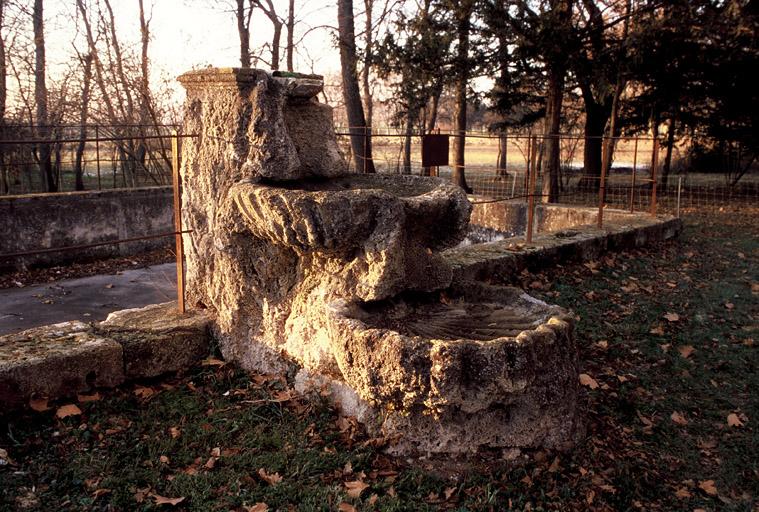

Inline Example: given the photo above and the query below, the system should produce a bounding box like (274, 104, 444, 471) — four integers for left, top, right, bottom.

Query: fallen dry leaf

(152, 494, 185, 506)
(727, 413, 745, 427)
(201, 357, 226, 367)
(134, 386, 155, 399)
(258, 468, 283, 485)
(77, 392, 101, 403)
(344, 480, 369, 498)
(675, 488, 692, 499)
(169, 427, 181, 439)
(650, 325, 665, 335)
(244, 503, 269, 512)
(671, 411, 688, 426)
(664, 312, 680, 322)
(698, 480, 718, 496)
(29, 397, 49, 412)
(56, 404, 82, 419)
(338, 503, 356, 512)
(678, 345, 695, 359)
(579, 373, 599, 389)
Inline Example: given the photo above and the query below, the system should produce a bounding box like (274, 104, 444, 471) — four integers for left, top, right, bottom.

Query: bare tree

(286, 0, 295, 71)
(33, 0, 55, 191)
(337, 0, 374, 172)
(251, 0, 283, 70)
(74, 52, 93, 191)
(362, 0, 373, 128)
(451, 0, 472, 192)
(237, 0, 252, 67)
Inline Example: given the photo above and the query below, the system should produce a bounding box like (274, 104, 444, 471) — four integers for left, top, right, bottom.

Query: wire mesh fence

(336, 128, 759, 215)
(0, 124, 180, 195)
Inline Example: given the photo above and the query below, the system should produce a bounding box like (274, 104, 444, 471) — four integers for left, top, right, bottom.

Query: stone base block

(99, 302, 212, 379)
(0, 321, 124, 407)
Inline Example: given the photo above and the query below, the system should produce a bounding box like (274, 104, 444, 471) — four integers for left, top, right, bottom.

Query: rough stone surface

(324, 281, 580, 453)
(0, 321, 124, 407)
(0, 304, 212, 409)
(178, 67, 581, 455)
(99, 302, 212, 379)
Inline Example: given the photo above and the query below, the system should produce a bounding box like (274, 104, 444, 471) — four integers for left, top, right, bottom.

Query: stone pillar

(177, 68, 347, 371)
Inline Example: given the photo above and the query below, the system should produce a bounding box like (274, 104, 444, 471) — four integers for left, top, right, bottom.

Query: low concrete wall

(470, 199, 639, 236)
(446, 213, 683, 283)
(0, 187, 173, 269)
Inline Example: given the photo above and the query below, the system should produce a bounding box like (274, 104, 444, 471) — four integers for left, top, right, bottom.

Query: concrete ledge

(0, 303, 213, 410)
(446, 214, 683, 282)
(99, 302, 212, 379)
(0, 322, 125, 407)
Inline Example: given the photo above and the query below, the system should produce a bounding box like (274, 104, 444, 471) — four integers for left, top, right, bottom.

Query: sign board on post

(421, 134, 450, 168)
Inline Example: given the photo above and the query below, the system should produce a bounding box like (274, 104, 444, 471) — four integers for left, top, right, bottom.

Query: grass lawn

(1, 211, 757, 511)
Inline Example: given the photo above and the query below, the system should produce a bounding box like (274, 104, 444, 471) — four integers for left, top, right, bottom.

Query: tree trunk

(0, 0, 6, 194)
(452, 0, 472, 193)
(74, 53, 93, 191)
(362, 0, 373, 127)
(271, 20, 282, 70)
(497, 133, 508, 178)
(403, 110, 414, 174)
(33, 0, 56, 192)
(661, 117, 675, 189)
(237, 0, 251, 68)
(286, 0, 295, 71)
(581, 105, 608, 191)
(541, 69, 563, 203)
(0, 0, 5, 124)
(138, 0, 151, 123)
(337, 0, 374, 172)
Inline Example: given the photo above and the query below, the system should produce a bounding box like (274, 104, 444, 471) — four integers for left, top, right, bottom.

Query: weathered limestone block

(178, 67, 581, 456)
(231, 174, 471, 301)
(324, 281, 581, 453)
(99, 302, 213, 379)
(0, 321, 124, 406)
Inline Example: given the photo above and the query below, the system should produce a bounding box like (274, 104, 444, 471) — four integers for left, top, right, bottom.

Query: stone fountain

(178, 68, 581, 455)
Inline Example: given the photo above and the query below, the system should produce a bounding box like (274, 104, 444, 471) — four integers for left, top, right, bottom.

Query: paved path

(0, 263, 177, 336)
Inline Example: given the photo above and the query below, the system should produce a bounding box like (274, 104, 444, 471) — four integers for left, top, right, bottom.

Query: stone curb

(446, 214, 683, 282)
(0, 302, 212, 410)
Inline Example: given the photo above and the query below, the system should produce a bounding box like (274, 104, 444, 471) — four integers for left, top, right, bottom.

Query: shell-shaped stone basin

(230, 174, 471, 253)
(324, 281, 577, 416)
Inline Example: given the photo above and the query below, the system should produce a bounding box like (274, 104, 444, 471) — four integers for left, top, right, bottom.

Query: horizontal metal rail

(0, 230, 193, 259)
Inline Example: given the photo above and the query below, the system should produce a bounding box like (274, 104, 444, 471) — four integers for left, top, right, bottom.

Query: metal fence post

(598, 135, 610, 228)
(629, 137, 638, 213)
(650, 137, 660, 216)
(171, 130, 186, 314)
(95, 125, 102, 190)
(363, 126, 368, 174)
(676, 176, 682, 218)
(526, 135, 538, 244)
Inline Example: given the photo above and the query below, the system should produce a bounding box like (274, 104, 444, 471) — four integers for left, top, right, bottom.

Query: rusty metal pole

(598, 135, 611, 228)
(171, 130, 186, 314)
(363, 126, 368, 174)
(95, 125, 102, 190)
(526, 135, 538, 244)
(649, 137, 660, 216)
(523, 136, 531, 195)
(629, 137, 638, 213)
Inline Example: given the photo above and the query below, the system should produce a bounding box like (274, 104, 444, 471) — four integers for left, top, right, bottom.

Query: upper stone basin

(230, 174, 471, 253)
